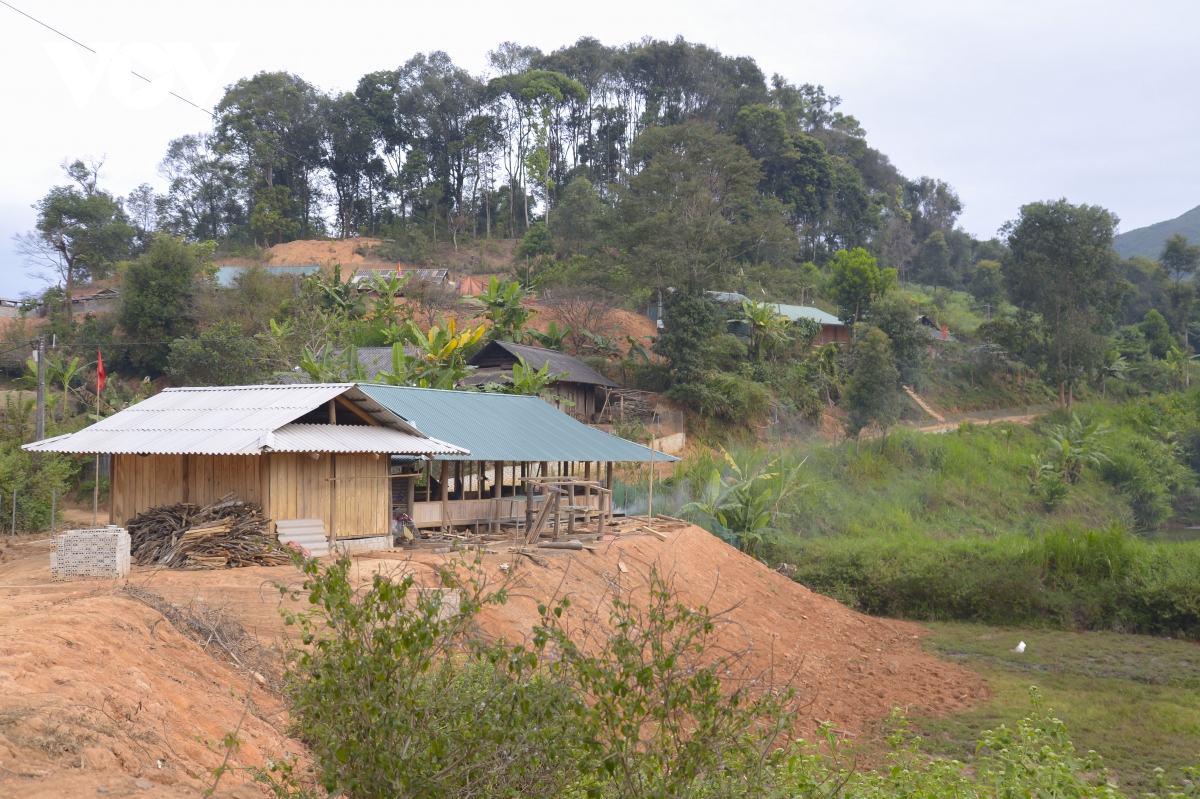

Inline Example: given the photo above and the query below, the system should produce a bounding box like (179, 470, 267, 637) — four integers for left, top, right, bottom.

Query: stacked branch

(127, 493, 289, 569)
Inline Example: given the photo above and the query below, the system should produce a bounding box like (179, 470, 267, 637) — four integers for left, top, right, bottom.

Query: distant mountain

(1113, 204, 1200, 260)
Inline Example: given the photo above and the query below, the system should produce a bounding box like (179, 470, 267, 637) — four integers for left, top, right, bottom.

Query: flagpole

(93, 351, 100, 527)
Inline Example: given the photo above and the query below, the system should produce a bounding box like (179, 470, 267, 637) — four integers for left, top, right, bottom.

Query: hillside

(0, 526, 982, 795)
(1113, 203, 1200, 258)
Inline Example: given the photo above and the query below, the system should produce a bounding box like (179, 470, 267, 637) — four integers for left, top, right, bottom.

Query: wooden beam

(335, 395, 381, 426)
(328, 400, 337, 425)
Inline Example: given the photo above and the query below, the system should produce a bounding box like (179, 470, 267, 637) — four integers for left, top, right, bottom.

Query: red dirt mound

(0, 526, 984, 796)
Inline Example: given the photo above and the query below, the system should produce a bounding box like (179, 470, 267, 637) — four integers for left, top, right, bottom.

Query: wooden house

(23, 384, 466, 543)
(461, 340, 618, 422)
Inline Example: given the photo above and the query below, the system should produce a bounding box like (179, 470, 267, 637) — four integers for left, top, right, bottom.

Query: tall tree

(617, 122, 765, 292)
(1002, 200, 1121, 402)
(158, 133, 244, 242)
(323, 91, 385, 238)
(118, 236, 200, 375)
(1160, 233, 1200, 284)
(215, 71, 325, 240)
(15, 159, 133, 316)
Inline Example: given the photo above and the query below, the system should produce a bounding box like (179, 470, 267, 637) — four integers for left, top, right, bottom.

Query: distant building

(214, 265, 322, 287)
(400, 267, 450, 285)
(462, 340, 618, 422)
(917, 315, 956, 343)
(708, 291, 848, 345)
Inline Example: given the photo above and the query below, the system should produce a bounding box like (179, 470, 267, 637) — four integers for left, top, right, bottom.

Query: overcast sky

(1, 0, 1197, 297)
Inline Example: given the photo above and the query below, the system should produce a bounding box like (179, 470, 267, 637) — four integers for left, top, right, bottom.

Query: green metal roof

(772, 304, 844, 326)
(357, 384, 679, 463)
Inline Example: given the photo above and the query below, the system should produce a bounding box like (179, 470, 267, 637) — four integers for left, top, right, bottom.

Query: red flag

(96, 349, 106, 393)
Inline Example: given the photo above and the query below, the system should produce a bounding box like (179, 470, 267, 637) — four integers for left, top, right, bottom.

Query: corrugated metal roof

(268, 424, 463, 454)
(358, 384, 677, 463)
(466, 341, 618, 387)
(22, 384, 468, 457)
(773, 304, 844, 326)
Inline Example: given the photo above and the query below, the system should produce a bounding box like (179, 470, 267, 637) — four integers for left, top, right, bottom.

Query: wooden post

(493, 461, 501, 498)
(329, 454, 337, 547)
(328, 399, 337, 425)
(523, 462, 532, 541)
(440, 461, 449, 533)
(478, 460, 486, 500)
(648, 438, 656, 520)
(605, 461, 613, 528)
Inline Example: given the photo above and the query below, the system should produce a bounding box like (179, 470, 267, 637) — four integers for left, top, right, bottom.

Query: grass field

(914, 623, 1200, 794)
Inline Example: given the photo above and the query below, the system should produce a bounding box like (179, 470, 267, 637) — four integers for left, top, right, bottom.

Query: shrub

(777, 524, 1200, 636)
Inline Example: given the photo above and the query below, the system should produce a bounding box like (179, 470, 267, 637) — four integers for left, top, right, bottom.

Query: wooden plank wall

(267, 453, 331, 526)
(111, 452, 387, 537)
(334, 454, 388, 538)
(111, 453, 263, 524)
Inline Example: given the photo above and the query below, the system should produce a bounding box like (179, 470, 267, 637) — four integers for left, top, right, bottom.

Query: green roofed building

(357, 384, 676, 531)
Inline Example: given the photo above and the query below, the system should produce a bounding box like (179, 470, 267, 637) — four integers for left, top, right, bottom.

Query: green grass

(914, 623, 1200, 794)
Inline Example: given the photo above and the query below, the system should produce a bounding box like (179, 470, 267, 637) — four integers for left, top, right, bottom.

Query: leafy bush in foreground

(262, 556, 1198, 799)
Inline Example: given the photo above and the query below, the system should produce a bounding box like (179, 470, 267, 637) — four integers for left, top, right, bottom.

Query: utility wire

(0, 0, 212, 116)
(1, 1, 476, 241)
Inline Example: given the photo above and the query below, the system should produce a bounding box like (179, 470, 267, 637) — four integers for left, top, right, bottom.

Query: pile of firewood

(127, 494, 290, 569)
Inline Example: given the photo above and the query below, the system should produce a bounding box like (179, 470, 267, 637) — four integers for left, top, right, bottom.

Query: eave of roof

(20, 383, 469, 457)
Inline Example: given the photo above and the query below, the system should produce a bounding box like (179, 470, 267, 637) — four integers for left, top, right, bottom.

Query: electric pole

(34, 334, 46, 441)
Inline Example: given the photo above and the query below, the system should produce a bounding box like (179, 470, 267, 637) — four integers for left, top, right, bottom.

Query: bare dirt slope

(0, 526, 983, 796)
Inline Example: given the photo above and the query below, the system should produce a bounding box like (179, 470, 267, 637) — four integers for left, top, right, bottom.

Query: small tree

(1160, 233, 1200, 284)
(842, 327, 903, 441)
(168, 322, 269, 386)
(654, 291, 722, 384)
(15, 159, 134, 315)
(826, 247, 897, 323)
(1140, 309, 1175, 359)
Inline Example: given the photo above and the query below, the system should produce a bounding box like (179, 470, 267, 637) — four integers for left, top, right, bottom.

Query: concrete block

(51, 527, 130, 581)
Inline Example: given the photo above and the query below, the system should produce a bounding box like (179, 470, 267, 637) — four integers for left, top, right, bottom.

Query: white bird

(1012, 641, 1026, 654)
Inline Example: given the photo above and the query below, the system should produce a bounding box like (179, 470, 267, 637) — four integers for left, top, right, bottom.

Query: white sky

(1, 0, 1197, 296)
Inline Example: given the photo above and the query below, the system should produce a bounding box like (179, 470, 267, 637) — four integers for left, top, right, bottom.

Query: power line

(0, 0, 212, 116)
(0, 0, 474, 240)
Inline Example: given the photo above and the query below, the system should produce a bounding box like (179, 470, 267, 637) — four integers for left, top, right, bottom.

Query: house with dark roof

(462, 340, 618, 422)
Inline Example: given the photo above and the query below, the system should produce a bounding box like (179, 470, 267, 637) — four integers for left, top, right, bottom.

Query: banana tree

(1043, 413, 1110, 484)
(24, 352, 84, 421)
(474, 277, 535, 342)
(740, 299, 793, 361)
(682, 448, 808, 559)
(290, 343, 367, 383)
(528, 320, 571, 351)
(378, 316, 485, 389)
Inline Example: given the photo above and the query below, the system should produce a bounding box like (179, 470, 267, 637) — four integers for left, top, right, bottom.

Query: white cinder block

(51, 528, 131, 581)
